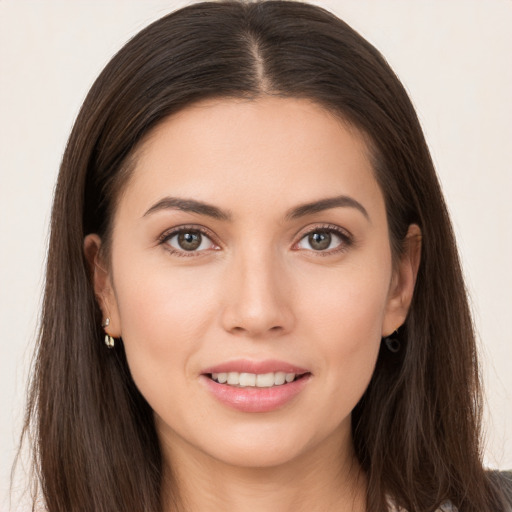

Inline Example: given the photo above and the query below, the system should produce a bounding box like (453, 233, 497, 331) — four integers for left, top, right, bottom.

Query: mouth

(206, 371, 309, 388)
(200, 361, 312, 412)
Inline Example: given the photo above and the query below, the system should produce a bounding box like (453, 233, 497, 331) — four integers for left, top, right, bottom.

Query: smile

(201, 361, 312, 413)
(209, 371, 300, 387)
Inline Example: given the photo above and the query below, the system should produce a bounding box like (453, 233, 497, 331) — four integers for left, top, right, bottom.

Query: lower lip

(201, 374, 311, 413)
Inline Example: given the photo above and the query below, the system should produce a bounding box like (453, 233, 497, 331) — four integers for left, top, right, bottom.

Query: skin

(85, 97, 421, 512)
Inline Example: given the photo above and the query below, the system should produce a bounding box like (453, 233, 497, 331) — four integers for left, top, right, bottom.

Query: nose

(220, 249, 295, 338)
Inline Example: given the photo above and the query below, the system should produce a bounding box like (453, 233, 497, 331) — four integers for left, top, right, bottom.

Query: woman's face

(91, 97, 417, 470)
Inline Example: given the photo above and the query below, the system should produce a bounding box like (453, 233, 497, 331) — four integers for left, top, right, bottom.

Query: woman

(19, 1, 511, 511)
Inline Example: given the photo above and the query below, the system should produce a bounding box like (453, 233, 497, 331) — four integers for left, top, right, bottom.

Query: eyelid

(157, 222, 353, 257)
(158, 224, 220, 256)
(292, 223, 354, 254)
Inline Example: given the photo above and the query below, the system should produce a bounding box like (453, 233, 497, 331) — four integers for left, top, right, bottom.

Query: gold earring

(102, 318, 115, 348)
(104, 334, 115, 348)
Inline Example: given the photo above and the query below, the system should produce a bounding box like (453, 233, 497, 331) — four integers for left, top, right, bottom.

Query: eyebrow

(143, 194, 369, 222)
(143, 197, 232, 221)
(285, 195, 370, 222)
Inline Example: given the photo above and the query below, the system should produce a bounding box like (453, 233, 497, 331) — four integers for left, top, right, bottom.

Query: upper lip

(202, 359, 310, 375)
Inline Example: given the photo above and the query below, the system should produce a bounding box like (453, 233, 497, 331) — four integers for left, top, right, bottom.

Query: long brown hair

(19, 1, 510, 511)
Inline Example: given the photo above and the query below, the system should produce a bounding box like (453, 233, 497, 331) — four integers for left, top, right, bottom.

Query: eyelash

(293, 224, 354, 256)
(158, 223, 354, 257)
(158, 225, 220, 258)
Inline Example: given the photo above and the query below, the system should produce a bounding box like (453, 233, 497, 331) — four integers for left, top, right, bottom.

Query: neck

(160, 427, 367, 512)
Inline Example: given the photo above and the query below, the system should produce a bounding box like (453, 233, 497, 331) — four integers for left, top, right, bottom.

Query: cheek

(301, 258, 391, 345)
(297, 259, 391, 404)
(115, 255, 219, 331)
(111, 258, 220, 393)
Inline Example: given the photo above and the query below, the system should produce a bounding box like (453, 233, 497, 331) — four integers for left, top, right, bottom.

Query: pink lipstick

(200, 359, 311, 413)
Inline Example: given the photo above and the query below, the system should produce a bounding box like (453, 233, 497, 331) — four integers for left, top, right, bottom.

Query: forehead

(118, 97, 384, 221)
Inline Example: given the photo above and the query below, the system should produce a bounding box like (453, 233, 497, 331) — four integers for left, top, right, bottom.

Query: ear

(381, 224, 422, 337)
(83, 234, 121, 337)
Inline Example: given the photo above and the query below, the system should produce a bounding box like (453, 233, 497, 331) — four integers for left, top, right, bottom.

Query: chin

(200, 420, 339, 470)
(208, 439, 308, 469)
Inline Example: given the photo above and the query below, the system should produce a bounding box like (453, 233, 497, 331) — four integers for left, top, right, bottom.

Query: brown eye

(166, 230, 212, 252)
(308, 232, 331, 251)
(296, 228, 348, 253)
(178, 232, 202, 250)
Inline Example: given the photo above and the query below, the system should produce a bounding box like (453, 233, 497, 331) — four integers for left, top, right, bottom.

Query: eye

(162, 228, 217, 255)
(295, 226, 351, 253)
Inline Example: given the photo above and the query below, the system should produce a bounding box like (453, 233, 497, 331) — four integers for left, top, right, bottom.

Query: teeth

(239, 372, 256, 387)
(210, 371, 299, 387)
(256, 373, 274, 387)
(227, 372, 239, 385)
(274, 372, 286, 385)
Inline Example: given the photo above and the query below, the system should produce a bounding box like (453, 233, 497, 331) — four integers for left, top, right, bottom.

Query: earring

(102, 318, 115, 348)
(384, 333, 401, 353)
(104, 334, 115, 348)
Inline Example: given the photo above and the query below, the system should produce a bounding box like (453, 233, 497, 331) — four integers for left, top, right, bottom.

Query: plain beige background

(1, 1, 511, 509)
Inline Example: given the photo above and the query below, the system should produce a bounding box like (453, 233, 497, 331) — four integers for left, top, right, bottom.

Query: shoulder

(387, 471, 512, 512)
